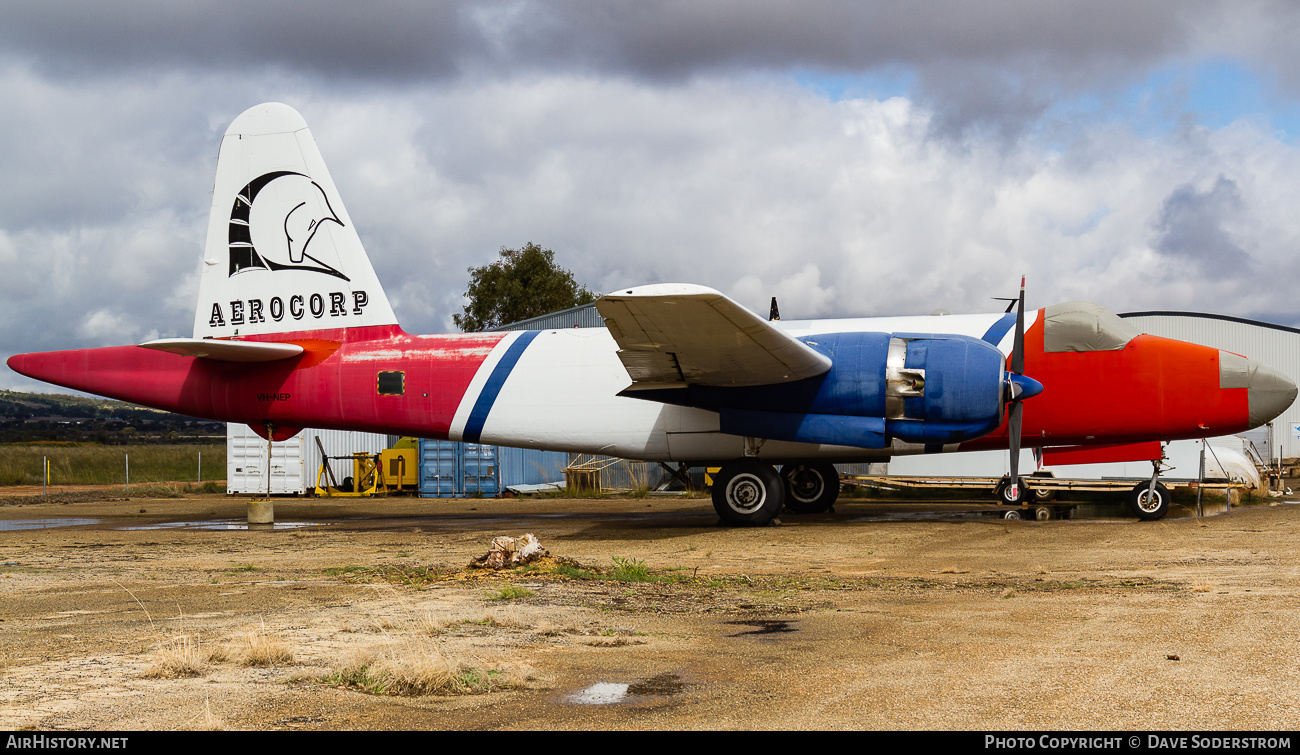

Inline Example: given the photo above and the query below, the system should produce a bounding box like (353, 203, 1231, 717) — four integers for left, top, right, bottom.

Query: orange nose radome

(1220, 352, 1297, 428)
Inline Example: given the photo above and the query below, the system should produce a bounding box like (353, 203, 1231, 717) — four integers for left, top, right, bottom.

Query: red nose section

(965, 322, 1286, 452)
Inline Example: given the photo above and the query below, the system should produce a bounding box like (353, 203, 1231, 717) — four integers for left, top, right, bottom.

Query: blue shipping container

(418, 439, 501, 498)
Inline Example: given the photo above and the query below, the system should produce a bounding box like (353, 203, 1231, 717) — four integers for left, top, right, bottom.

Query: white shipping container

(227, 425, 304, 494)
(226, 425, 389, 494)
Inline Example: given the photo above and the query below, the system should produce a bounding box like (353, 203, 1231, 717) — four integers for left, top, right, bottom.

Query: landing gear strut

(712, 459, 784, 526)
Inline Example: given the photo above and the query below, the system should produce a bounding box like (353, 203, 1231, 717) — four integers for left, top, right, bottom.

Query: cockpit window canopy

(1043, 301, 1141, 353)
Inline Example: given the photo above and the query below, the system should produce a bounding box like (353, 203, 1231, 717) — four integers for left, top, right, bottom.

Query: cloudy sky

(6, 0, 1300, 390)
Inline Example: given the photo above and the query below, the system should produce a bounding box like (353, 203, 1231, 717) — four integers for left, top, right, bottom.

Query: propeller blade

(1007, 275, 1028, 503)
(1012, 274, 1025, 376)
(1008, 400, 1023, 501)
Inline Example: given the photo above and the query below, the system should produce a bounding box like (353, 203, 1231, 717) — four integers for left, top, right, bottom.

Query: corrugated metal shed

(498, 303, 603, 331)
(497, 446, 569, 487)
(1120, 311, 1300, 459)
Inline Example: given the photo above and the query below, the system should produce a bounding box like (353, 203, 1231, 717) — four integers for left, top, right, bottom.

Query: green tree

(453, 243, 597, 332)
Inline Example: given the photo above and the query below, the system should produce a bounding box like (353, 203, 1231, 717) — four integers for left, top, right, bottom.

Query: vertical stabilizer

(193, 103, 398, 339)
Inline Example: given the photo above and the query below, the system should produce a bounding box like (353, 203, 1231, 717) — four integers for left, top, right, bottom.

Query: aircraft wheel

(780, 463, 840, 514)
(1003, 509, 1023, 520)
(1129, 481, 1171, 521)
(712, 460, 784, 526)
(1033, 506, 1052, 521)
(998, 477, 1029, 505)
(1033, 487, 1058, 502)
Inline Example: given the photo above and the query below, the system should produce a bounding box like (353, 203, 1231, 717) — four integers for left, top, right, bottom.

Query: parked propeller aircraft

(8, 103, 1297, 525)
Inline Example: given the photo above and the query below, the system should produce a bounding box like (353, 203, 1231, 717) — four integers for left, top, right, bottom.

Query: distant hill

(0, 390, 224, 444)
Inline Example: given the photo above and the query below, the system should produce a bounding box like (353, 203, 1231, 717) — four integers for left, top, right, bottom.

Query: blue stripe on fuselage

(463, 330, 540, 443)
(981, 313, 1016, 347)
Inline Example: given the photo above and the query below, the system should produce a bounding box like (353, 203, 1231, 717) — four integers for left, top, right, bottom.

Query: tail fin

(193, 103, 397, 339)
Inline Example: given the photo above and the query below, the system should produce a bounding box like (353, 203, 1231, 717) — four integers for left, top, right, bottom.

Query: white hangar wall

(1119, 311, 1300, 460)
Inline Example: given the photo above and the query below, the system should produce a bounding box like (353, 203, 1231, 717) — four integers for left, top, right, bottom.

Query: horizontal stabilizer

(139, 338, 304, 362)
(596, 284, 832, 388)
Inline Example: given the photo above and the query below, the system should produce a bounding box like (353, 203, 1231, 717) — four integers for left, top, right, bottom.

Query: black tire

(998, 477, 1029, 505)
(780, 463, 840, 514)
(712, 460, 784, 526)
(1032, 506, 1052, 521)
(1033, 487, 1058, 502)
(1129, 481, 1171, 521)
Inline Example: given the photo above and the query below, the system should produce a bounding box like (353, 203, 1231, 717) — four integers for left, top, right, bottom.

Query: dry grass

(142, 635, 216, 678)
(233, 626, 295, 667)
(1191, 579, 1216, 593)
(0, 443, 225, 487)
(182, 699, 227, 731)
(324, 641, 534, 697)
(583, 636, 645, 647)
(533, 620, 578, 637)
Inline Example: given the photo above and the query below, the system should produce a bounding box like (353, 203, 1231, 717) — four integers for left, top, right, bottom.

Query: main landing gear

(711, 459, 784, 526)
(711, 460, 843, 526)
(779, 463, 841, 514)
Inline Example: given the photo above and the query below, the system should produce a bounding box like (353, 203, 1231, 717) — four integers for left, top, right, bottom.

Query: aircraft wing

(595, 284, 832, 389)
(139, 338, 304, 362)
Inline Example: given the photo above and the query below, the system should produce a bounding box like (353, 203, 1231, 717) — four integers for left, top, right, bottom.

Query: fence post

(43, 456, 47, 496)
(125, 453, 129, 489)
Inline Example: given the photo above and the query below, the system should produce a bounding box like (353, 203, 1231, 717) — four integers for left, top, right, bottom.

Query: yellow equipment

(315, 445, 417, 497)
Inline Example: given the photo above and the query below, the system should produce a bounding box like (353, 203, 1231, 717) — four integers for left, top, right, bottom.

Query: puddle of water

(725, 619, 796, 636)
(0, 518, 99, 531)
(568, 682, 630, 704)
(119, 519, 328, 531)
(567, 673, 686, 704)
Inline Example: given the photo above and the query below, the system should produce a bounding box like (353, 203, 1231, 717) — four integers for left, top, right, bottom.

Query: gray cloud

(1152, 175, 1251, 275)
(0, 2, 1253, 85)
(3, 0, 1296, 141)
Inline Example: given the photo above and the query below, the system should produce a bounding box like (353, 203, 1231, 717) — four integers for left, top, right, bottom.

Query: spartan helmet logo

(227, 171, 350, 280)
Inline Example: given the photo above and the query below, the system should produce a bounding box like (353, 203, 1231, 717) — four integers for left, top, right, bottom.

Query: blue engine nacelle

(701, 332, 1007, 449)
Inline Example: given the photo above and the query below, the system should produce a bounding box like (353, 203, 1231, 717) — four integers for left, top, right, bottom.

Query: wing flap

(139, 338, 304, 362)
(595, 284, 831, 387)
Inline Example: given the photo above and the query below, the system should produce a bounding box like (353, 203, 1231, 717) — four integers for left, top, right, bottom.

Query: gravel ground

(1, 490, 1298, 731)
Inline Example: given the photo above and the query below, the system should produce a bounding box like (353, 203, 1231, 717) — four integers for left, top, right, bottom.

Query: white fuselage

(450, 312, 1027, 462)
